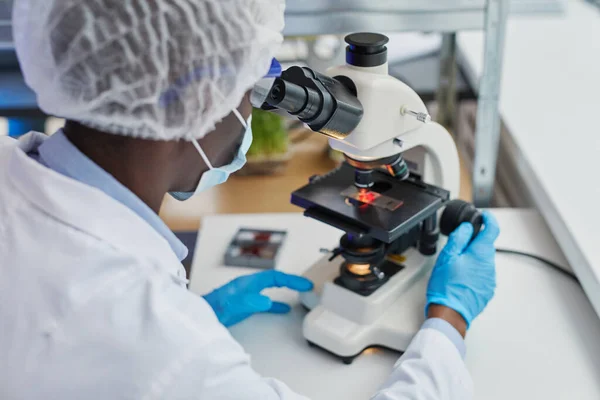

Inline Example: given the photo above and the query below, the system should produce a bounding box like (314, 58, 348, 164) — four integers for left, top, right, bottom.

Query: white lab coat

(0, 133, 472, 400)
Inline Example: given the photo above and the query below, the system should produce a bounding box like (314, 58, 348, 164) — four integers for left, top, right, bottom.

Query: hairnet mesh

(13, 0, 284, 141)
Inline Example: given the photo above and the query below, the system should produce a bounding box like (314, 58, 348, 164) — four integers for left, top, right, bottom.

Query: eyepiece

(345, 32, 389, 67)
(252, 66, 363, 139)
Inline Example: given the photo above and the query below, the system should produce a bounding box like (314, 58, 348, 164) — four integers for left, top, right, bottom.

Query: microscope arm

(397, 123, 461, 200)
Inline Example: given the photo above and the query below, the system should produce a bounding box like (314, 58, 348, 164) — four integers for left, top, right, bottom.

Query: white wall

(0, 118, 7, 136)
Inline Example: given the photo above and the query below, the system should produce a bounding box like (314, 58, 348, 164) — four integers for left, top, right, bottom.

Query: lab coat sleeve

(371, 326, 473, 400)
(164, 329, 311, 400)
(157, 287, 310, 400)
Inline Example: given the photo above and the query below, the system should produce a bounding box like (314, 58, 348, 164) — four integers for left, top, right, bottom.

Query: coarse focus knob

(440, 200, 483, 241)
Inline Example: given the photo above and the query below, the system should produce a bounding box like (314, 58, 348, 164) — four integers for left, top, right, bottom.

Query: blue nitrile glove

(203, 270, 314, 327)
(426, 211, 500, 328)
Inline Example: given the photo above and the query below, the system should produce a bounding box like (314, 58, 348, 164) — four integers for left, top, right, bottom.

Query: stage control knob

(440, 200, 483, 241)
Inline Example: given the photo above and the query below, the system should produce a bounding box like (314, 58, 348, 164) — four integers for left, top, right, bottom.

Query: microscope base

(299, 248, 435, 362)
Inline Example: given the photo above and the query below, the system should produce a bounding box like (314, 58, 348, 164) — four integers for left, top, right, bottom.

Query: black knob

(345, 33, 389, 68)
(440, 200, 483, 240)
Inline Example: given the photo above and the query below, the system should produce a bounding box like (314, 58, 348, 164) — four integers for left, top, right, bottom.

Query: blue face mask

(170, 109, 252, 201)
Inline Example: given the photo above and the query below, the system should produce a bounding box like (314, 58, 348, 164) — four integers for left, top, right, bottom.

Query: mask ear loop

(192, 140, 214, 170)
(212, 84, 248, 129)
(192, 107, 249, 169)
(232, 108, 248, 129)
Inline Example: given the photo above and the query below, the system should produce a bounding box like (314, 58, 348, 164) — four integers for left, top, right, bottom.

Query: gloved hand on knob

(426, 211, 500, 328)
(203, 270, 314, 327)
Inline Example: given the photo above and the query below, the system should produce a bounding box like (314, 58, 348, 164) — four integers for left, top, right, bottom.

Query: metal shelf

(0, 0, 12, 50)
(284, 1, 489, 35)
(284, 0, 562, 35)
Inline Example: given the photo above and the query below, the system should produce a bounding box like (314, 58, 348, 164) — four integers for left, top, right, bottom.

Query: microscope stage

(291, 163, 450, 243)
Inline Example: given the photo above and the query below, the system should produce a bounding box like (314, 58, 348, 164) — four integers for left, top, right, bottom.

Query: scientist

(0, 1, 499, 399)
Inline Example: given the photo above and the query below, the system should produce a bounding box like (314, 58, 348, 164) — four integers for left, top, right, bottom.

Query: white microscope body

(252, 32, 461, 361)
(298, 45, 460, 361)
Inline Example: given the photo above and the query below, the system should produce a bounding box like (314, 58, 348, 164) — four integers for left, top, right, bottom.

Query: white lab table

(189, 209, 600, 400)
(457, 0, 600, 317)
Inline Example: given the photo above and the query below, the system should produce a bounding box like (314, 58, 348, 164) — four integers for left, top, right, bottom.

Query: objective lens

(386, 155, 410, 181)
(354, 169, 374, 188)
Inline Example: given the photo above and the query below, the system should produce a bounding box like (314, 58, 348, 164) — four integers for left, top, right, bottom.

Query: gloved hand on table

(426, 211, 500, 328)
(203, 270, 314, 327)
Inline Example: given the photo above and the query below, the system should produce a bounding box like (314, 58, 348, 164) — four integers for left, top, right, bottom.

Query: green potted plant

(238, 109, 291, 175)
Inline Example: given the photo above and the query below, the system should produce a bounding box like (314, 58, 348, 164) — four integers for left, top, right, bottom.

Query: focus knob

(440, 200, 483, 241)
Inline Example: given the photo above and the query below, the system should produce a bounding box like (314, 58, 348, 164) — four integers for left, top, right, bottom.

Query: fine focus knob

(440, 200, 483, 241)
(345, 32, 389, 67)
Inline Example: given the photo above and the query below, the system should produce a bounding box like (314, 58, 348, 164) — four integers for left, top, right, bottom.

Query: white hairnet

(13, 0, 284, 141)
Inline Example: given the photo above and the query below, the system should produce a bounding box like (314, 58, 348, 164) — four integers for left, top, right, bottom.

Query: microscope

(252, 33, 481, 364)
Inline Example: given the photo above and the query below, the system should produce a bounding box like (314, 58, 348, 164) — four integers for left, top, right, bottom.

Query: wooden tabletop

(160, 133, 473, 232)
